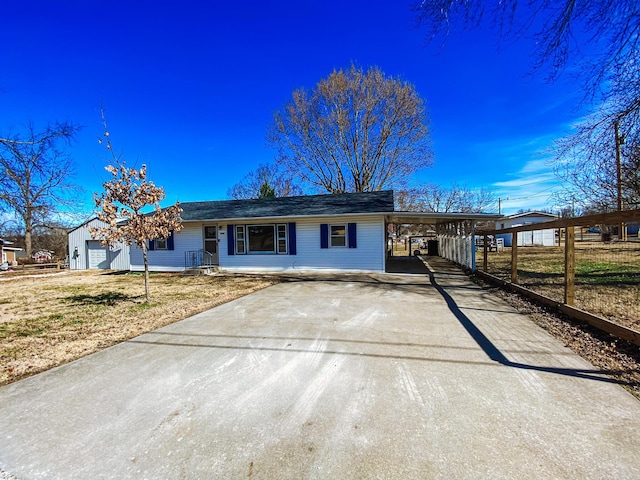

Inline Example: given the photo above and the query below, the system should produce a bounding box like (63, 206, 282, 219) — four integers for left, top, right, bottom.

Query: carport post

(483, 234, 488, 272)
(511, 232, 518, 284)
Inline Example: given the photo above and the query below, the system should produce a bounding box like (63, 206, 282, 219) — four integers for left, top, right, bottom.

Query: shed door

(87, 241, 109, 269)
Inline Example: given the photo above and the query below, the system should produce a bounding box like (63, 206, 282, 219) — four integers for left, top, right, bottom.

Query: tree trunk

(142, 245, 150, 303)
(24, 212, 32, 258)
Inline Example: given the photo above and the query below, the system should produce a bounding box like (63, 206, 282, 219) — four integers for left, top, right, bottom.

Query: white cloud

(491, 156, 565, 215)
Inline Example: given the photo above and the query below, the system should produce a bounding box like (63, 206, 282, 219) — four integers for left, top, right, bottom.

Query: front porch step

(182, 266, 219, 276)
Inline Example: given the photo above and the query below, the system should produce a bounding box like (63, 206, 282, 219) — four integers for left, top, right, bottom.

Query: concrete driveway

(1, 258, 640, 479)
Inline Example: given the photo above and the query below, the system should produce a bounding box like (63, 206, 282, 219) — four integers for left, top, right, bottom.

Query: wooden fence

(476, 209, 640, 346)
(9, 262, 62, 272)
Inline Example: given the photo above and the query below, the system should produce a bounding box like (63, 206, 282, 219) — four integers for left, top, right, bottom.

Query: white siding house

(495, 212, 558, 247)
(67, 218, 130, 271)
(130, 191, 394, 273)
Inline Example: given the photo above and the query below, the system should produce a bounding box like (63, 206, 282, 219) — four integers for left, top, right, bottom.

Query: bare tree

(414, 1, 639, 97)
(554, 108, 640, 211)
(0, 121, 81, 256)
(227, 162, 302, 199)
(414, 1, 640, 213)
(91, 111, 182, 303)
(409, 183, 496, 213)
(269, 64, 433, 194)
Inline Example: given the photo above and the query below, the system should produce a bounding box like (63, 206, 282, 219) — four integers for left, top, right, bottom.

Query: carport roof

(387, 211, 503, 225)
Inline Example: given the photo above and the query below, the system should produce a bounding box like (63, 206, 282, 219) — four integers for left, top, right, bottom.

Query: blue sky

(1, 0, 587, 218)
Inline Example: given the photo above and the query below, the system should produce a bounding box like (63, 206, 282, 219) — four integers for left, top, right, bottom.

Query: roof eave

(180, 211, 393, 223)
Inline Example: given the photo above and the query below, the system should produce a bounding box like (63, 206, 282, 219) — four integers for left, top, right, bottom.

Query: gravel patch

(0, 468, 18, 480)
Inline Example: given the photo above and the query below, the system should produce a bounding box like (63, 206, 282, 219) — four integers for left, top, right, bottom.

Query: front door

(203, 225, 219, 265)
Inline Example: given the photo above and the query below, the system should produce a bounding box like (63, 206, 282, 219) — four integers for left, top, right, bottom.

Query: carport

(2, 257, 640, 479)
(385, 211, 503, 271)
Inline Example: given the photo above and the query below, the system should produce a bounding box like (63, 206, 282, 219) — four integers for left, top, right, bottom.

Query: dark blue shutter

(348, 223, 357, 248)
(167, 231, 174, 250)
(320, 224, 329, 249)
(288, 222, 297, 255)
(227, 225, 235, 256)
(148, 239, 155, 251)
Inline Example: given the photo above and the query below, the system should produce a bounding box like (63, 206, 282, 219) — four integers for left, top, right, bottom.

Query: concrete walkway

(1, 257, 640, 479)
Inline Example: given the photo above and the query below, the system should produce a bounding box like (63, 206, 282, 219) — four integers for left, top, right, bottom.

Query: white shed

(67, 218, 130, 271)
(495, 211, 558, 247)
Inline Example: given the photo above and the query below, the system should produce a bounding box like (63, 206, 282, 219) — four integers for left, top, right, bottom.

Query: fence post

(483, 234, 488, 272)
(564, 226, 575, 306)
(511, 232, 518, 284)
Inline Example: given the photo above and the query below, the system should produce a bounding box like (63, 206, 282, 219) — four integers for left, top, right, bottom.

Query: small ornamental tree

(91, 111, 182, 302)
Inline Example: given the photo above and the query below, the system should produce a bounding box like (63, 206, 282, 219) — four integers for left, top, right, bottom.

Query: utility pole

(498, 198, 501, 215)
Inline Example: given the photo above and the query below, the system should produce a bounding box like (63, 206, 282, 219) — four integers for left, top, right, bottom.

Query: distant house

(495, 211, 558, 247)
(67, 218, 131, 270)
(32, 250, 54, 263)
(2, 247, 24, 264)
(131, 191, 395, 273)
(0, 239, 24, 265)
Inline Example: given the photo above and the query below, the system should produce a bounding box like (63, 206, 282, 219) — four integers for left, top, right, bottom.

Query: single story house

(131, 191, 395, 273)
(495, 211, 558, 247)
(67, 218, 131, 270)
(68, 191, 503, 273)
(0, 239, 24, 265)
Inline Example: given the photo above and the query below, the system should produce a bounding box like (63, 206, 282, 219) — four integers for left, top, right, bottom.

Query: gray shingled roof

(178, 191, 394, 221)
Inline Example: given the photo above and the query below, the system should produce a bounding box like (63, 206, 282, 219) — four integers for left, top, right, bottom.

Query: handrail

(184, 250, 215, 268)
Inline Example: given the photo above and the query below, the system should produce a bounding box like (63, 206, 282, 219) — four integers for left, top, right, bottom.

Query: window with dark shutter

(227, 225, 235, 256)
(320, 224, 329, 249)
(288, 223, 297, 255)
(348, 223, 357, 248)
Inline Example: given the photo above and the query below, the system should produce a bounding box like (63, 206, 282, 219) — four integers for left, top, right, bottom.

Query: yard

(0, 271, 277, 386)
(485, 242, 640, 331)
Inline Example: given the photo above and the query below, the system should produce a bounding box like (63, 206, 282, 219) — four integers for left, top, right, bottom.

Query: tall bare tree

(400, 183, 496, 213)
(269, 64, 433, 194)
(91, 111, 182, 303)
(414, 1, 639, 98)
(414, 0, 640, 212)
(227, 162, 302, 199)
(0, 121, 81, 256)
(554, 108, 640, 211)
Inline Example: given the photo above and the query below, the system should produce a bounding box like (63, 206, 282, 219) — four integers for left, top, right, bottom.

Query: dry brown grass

(485, 242, 640, 331)
(0, 271, 277, 386)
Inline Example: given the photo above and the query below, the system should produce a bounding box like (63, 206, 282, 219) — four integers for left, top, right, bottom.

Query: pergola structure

(386, 211, 504, 235)
(384, 211, 504, 270)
